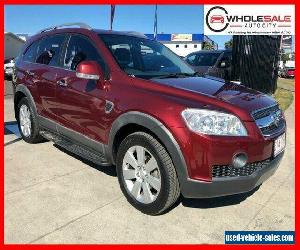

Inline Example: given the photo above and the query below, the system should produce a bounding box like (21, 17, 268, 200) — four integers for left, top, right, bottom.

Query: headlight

(181, 109, 247, 136)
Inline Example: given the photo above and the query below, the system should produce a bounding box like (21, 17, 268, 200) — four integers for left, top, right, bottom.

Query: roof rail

(39, 23, 92, 33)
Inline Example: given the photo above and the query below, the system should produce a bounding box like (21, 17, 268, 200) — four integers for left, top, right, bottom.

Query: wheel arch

(14, 84, 37, 120)
(108, 111, 189, 187)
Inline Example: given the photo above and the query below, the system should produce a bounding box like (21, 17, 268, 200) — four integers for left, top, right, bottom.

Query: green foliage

(224, 38, 233, 49)
(202, 42, 214, 50)
(281, 53, 290, 64)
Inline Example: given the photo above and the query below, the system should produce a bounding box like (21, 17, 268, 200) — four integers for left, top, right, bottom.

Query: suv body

(14, 24, 286, 215)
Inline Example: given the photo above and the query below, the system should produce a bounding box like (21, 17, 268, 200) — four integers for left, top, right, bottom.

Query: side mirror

(76, 61, 104, 81)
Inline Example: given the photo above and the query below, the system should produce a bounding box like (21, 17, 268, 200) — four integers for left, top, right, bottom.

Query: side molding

(108, 111, 189, 187)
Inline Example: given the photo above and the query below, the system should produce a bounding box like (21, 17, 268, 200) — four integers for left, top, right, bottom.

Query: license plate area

(273, 133, 286, 157)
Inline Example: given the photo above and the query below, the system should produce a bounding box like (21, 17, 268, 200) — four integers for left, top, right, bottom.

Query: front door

(55, 34, 109, 145)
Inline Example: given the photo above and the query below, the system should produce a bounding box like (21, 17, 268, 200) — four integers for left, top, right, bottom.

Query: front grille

(252, 104, 285, 136)
(212, 159, 271, 178)
(252, 105, 279, 120)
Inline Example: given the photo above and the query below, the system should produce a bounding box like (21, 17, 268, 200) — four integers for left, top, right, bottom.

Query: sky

(4, 5, 231, 49)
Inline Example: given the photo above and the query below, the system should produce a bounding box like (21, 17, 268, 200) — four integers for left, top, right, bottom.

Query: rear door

(17, 40, 41, 98)
(33, 34, 67, 122)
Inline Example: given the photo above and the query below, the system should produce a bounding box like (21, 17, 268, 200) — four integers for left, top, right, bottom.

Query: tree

(202, 42, 214, 50)
(281, 53, 290, 64)
(224, 38, 233, 49)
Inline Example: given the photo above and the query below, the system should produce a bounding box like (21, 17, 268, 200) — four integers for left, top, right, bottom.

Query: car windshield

(195, 53, 221, 66)
(99, 34, 195, 79)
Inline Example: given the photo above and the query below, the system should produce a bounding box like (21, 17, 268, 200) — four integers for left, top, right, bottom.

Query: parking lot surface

(4, 80, 295, 244)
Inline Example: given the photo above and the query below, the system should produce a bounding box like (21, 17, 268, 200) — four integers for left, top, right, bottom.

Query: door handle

(57, 79, 68, 87)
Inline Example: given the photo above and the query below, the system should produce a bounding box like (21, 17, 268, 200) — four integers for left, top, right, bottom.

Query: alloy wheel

(122, 145, 161, 204)
(19, 104, 31, 137)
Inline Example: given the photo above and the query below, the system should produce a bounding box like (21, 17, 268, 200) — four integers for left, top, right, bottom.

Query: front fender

(108, 111, 189, 189)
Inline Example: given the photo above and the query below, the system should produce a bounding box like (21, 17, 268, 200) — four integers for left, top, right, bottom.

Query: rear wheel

(17, 97, 44, 143)
(116, 132, 180, 215)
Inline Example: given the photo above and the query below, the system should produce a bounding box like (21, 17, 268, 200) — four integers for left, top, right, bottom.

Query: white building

(145, 33, 217, 57)
(4, 32, 26, 60)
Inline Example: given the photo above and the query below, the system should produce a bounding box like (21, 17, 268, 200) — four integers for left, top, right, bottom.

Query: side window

(64, 35, 105, 71)
(23, 41, 39, 63)
(36, 35, 65, 66)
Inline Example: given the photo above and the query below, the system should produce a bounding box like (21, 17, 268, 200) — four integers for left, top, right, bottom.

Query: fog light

(232, 153, 248, 168)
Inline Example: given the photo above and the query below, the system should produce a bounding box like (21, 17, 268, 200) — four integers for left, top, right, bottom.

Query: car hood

(151, 76, 276, 113)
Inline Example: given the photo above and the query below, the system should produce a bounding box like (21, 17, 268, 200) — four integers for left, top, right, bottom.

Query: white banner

(204, 5, 295, 35)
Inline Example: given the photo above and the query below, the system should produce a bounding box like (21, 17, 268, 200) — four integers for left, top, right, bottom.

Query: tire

(17, 97, 44, 144)
(116, 132, 180, 215)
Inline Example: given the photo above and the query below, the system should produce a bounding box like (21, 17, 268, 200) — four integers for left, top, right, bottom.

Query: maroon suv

(14, 23, 286, 215)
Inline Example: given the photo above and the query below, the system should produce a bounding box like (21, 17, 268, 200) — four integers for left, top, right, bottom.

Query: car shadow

(54, 144, 117, 177)
(179, 186, 260, 209)
(158, 186, 261, 215)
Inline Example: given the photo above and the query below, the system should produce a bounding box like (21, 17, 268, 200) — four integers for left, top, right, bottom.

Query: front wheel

(116, 132, 180, 215)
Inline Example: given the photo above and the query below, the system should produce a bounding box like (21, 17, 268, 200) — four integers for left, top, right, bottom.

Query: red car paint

(15, 28, 285, 183)
(287, 69, 295, 76)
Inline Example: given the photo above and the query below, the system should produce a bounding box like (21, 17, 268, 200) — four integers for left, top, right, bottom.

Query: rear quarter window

(35, 34, 66, 66)
(23, 41, 40, 63)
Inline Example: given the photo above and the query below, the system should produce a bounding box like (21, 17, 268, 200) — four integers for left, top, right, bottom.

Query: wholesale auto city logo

(204, 5, 295, 35)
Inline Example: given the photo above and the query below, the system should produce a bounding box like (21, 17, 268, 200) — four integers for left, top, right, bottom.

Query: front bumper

(180, 152, 284, 198)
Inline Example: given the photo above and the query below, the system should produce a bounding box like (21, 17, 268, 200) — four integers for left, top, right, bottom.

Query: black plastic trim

(181, 152, 284, 198)
(14, 84, 38, 119)
(37, 115, 110, 164)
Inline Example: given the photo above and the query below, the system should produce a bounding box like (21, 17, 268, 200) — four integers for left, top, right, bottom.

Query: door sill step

(40, 130, 111, 166)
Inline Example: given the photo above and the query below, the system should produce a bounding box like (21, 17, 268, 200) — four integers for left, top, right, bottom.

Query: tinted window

(186, 54, 197, 66)
(23, 41, 39, 63)
(194, 52, 221, 67)
(64, 35, 105, 71)
(36, 35, 65, 66)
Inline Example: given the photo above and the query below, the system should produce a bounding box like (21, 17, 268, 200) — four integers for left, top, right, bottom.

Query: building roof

(145, 33, 205, 42)
(94, 29, 148, 38)
(4, 32, 26, 42)
(145, 33, 216, 47)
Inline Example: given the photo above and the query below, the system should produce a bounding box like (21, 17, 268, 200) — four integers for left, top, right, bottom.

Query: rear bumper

(181, 152, 284, 198)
